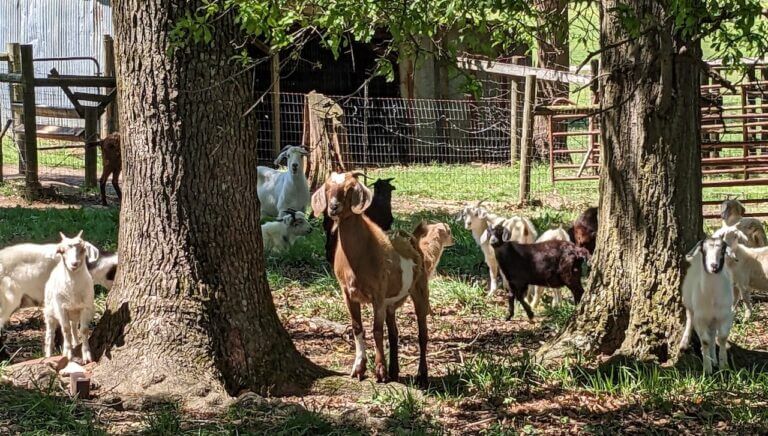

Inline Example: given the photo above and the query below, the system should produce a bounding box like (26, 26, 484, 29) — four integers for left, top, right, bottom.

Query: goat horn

(350, 171, 366, 179)
(476, 199, 487, 208)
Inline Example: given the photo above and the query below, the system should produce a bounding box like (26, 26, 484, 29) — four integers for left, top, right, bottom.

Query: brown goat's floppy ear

(412, 221, 429, 239)
(310, 187, 327, 218)
(350, 181, 373, 215)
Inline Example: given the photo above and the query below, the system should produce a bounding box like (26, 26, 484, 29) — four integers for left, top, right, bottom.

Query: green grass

(0, 206, 119, 248)
(2, 136, 105, 173)
(0, 377, 105, 435)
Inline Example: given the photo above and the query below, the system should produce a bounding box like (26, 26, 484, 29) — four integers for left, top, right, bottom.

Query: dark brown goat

(567, 206, 597, 254)
(89, 133, 122, 206)
(323, 178, 395, 263)
(489, 224, 590, 321)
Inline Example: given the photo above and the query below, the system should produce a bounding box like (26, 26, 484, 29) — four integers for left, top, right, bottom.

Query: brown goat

(95, 133, 122, 206)
(311, 172, 430, 386)
(412, 221, 454, 279)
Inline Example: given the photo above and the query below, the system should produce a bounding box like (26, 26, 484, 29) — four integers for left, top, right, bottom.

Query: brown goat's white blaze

(311, 172, 430, 386)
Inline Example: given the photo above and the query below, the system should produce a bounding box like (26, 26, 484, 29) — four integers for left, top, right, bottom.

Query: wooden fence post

(509, 78, 519, 166)
(271, 52, 281, 158)
(518, 74, 536, 204)
(7, 43, 25, 175)
(84, 108, 98, 188)
(19, 44, 39, 195)
(102, 35, 118, 134)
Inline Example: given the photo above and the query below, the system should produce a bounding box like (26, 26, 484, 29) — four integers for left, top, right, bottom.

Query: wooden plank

(14, 124, 84, 141)
(49, 69, 84, 116)
(518, 75, 536, 204)
(35, 76, 116, 88)
(72, 92, 112, 103)
(0, 52, 8, 61)
(11, 103, 80, 119)
(0, 72, 23, 83)
(458, 56, 592, 85)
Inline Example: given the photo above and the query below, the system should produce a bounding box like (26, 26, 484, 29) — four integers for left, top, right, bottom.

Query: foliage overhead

(169, 1, 768, 80)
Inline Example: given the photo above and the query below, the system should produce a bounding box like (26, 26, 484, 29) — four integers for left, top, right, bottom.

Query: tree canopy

(169, 0, 768, 80)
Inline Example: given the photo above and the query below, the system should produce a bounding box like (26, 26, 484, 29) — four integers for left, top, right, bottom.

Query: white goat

(679, 237, 734, 374)
(0, 238, 99, 337)
(720, 226, 768, 320)
(712, 199, 768, 248)
(527, 226, 571, 308)
(261, 209, 313, 252)
(43, 232, 95, 363)
(458, 202, 539, 296)
(458, 202, 504, 295)
(257, 145, 310, 218)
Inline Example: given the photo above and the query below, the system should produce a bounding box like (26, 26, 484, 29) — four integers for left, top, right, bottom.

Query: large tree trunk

(539, 0, 703, 363)
(532, 0, 570, 162)
(90, 0, 320, 409)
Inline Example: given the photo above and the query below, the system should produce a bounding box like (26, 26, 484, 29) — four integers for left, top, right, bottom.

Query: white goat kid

(528, 226, 571, 308)
(261, 209, 313, 252)
(43, 232, 96, 363)
(679, 237, 734, 375)
(0, 238, 99, 338)
(713, 199, 768, 248)
(257, 145, 310, 218)
(458, 202, 504, 295)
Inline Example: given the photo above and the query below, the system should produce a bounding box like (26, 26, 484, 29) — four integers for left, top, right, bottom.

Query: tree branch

(575, 27, 655, 74)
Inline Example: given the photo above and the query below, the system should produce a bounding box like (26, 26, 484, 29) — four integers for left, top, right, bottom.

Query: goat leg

(506, 291, 516, 321)
(679, 308, 693, 351)
(373, 306, 388, 383)
(345, 296, 367, 380)
(569, 281, 585, 305)
(112, 170, 122, 203)
(385, 307, 399, 381)
(516, 288, 535, 322)
(99, 171, 109, 206)
(412, 291, 430, 387)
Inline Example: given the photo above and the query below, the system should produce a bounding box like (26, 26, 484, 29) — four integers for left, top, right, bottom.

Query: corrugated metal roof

(0, 0, 113, 129)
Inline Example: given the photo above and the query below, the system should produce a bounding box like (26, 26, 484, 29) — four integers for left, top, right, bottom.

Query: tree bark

(539, 0, 703, 363)
(532, 0, 570, 162)
(90, 0, 321, 409)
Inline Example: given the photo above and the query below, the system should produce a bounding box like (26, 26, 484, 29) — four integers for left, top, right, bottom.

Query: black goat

(323, 177, 395, 263)
(489, 224, 590, 321)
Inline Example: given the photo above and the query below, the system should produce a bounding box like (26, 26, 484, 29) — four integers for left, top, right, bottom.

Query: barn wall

(0, 0, 113, 128)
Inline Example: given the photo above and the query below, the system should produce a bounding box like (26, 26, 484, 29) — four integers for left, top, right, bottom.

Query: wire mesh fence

(0, 57, 103, 188)
(252, 89, 580, 206)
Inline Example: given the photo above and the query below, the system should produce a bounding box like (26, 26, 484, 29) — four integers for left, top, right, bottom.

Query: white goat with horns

(257, 145, 310, 218)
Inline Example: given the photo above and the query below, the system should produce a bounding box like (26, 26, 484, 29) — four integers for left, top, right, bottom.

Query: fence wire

(252, 90, 572, 206)
(1, 57, 103, 188)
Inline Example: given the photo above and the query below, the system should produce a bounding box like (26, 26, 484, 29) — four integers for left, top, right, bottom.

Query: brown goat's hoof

(350, 362, 366, 380)
(375, 363, 388, 383)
